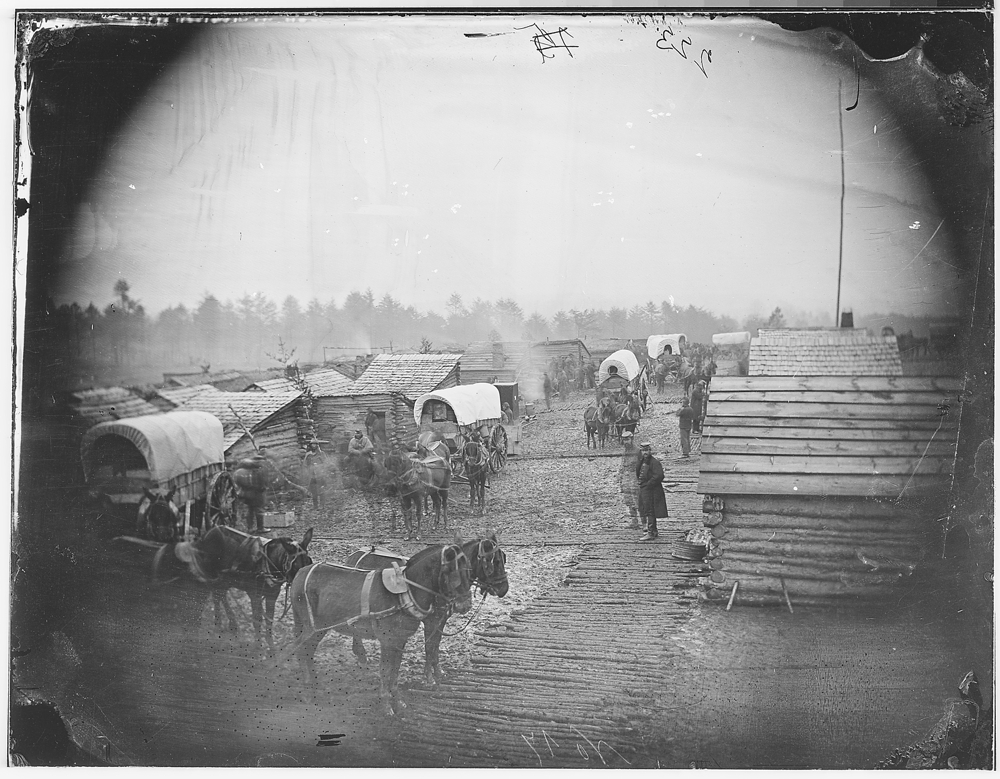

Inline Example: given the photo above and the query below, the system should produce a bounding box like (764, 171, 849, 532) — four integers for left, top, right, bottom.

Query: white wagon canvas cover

(712, 331, 751, 347)
(81, 410, 225, 505)
(599, 349, 642, 385)
(413, 383, 502, 430)
(646, 334, 687, 360)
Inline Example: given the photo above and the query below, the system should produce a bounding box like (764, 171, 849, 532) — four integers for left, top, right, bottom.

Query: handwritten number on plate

(695, 49, 712, 78)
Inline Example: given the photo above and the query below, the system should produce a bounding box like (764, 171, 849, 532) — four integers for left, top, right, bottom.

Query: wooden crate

(263, 511, 295, 528)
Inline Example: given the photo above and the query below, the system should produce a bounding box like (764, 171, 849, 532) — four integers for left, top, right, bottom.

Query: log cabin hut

(313, 353, 461, 452)
(247, 366, 356, 395)
(459, 341, 530, 385)
(173, 390, 306, 473)
(583, 337, 635, 367)
(697, 328, 964, 607)
(517, 339, 592, 400)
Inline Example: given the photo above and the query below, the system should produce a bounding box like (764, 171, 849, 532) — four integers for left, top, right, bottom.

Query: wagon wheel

(488, 426, 508, 473)
(205, 470, 238, 530)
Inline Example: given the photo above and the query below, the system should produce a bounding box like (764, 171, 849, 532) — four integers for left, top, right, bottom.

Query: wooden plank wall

(698, 376, 964, 498)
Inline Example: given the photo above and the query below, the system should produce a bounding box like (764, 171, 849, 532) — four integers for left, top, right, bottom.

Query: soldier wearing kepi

(635, 441, 668, 541)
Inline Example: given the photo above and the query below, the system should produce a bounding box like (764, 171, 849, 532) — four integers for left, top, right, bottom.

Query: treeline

(45, 282, 785, 372)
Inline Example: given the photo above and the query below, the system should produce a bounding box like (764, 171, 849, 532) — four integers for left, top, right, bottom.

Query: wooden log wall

(313, 393, 419, 454)
(226, 406, 303, 474)
(699, 494, 946, 606)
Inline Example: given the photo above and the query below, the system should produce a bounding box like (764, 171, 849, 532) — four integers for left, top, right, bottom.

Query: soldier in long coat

(636, 441, 668, 541)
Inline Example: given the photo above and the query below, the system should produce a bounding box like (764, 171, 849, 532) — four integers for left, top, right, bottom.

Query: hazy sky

(57, 14, 963, 321)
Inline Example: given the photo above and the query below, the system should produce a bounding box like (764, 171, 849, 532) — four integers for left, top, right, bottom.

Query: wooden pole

(725, 580, 739, 611)
(835, 82, 846, 326)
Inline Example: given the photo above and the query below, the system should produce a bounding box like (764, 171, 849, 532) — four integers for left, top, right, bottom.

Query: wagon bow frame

(413, 383, 509, 476)
(80, 410, 237, 540)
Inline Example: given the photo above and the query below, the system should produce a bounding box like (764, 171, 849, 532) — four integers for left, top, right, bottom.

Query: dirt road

(12, 385, 986, 766)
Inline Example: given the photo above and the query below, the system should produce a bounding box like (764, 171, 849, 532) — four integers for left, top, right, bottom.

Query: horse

(461, 438, 490, 514)
(152, 525, 314, 654)
(613, 395, 642, 444)
(584, 397, 615, 449)
(288, 543, 473, 716)
(383, 451, 426, 540)
(137, 487, 181, 541)
(345, 533, 509, 686)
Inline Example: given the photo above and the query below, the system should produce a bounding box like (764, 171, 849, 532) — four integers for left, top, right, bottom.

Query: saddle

(381, 562, 409, 594)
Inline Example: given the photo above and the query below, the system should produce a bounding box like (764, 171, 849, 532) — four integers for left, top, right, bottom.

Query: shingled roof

(251, 367, 356, 395)
(175, 391, 302, 448)
(69, 387, 161, 427)
(348, 354, 461, 400)
(749, 328, 902, 376)
(151, 383, 221, 411)
(162, 369, 253, 392)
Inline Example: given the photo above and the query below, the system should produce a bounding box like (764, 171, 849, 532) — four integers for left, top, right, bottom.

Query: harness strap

(301, 563, 402, 633)
(360, 570, 375, 619)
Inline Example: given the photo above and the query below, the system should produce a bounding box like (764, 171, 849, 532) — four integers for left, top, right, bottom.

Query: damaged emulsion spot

(16, 197, 29, 217)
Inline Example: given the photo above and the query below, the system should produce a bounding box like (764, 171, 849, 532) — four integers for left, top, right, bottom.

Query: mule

(138, 487, 180, 541)
(462, 439, 489, 514)
(584, 397, 615, 449)
(409, 451, 451, 530)
(346, 533, 508, 686)
(288, 544, 473, 715)
(210, 527, 314, 654)
(152, 525, 314, 653)
(613, 396, 642, 444)
(383, 451, 426, 540)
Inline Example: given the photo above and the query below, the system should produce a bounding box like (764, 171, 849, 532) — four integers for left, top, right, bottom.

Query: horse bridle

(401, 545, 472, 611)
(258, 540, 311, 589)
(464, 441, 488, 469)
(428, 541, 507, 639)
(473, 540, 508, 597)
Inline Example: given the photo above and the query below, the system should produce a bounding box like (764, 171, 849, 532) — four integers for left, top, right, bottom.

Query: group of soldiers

(543, 355, 599, 402)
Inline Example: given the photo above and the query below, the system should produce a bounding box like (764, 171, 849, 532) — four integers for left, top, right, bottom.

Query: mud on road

(12, 385, 987, 767)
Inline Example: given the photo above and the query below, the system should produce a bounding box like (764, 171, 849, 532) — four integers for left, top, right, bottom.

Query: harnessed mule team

(153, 525, 509, 717)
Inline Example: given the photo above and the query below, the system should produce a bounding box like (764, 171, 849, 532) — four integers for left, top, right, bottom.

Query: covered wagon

(647, 333, 688, 360)
(81, 410, 237, 539)
(597, 349, 649, 408)
(413, 383, 511, 474)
